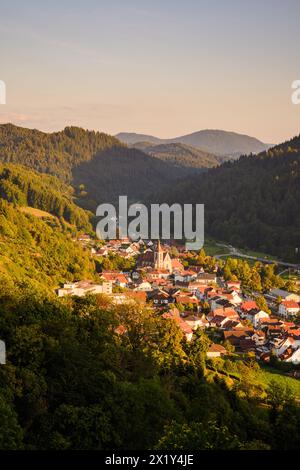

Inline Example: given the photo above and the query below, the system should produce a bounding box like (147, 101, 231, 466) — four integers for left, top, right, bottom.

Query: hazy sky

(0, 0, 300, 143)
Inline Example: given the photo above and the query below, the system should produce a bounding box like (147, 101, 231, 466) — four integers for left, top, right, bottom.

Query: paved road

(215, 243, 300, 269)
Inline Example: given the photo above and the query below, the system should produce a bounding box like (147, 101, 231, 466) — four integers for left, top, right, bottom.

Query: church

(137, 241, 173, 273)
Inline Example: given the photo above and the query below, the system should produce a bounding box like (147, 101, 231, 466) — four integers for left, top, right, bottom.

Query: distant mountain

(132, 142, 224, 169)
(116, 129, 270, 158)
(156, 135, 300, 261)
(0, 124, 188, 208)
(115, 133, 162, 146)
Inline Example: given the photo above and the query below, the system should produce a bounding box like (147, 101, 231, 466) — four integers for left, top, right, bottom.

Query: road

(215, 243, 300, 269)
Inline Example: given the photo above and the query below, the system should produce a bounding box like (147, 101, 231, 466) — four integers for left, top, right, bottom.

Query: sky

(0, 0, 300, 144)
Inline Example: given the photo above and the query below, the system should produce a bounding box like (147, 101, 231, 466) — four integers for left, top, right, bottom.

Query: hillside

(0, 124, 186, 208)
(0, 163, 97, 288)
(158, 136, 300, 261)
(116, 129, 270, 157)
(131, 142, 224, 170)
(0, 199, 95, 289)
(0, 163, 92, 231)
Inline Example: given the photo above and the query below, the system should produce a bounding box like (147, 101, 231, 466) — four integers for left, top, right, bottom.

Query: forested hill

(158, 135, 300, 261)
(0, 198, 95, 289)
(131, 142, 224, 170)
(0, 163, 96, 288)
(0, 124, 188, 208)
(0, 164, 92, 231)
(0, 124, 120, 182)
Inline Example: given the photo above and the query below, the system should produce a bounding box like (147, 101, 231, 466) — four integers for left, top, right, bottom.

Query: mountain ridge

(116, 129, 271, 157)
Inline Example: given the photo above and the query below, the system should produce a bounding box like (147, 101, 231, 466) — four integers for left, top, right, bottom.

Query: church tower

(154, 240, 164, 269)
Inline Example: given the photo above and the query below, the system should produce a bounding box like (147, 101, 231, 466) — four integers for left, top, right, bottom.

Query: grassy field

(203, 238, 279, 263)
(204, 239, 228, 256)
(207, 357, 300, 399)
(258, 366, 300, 398)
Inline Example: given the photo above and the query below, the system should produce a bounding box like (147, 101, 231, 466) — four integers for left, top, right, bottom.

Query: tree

(256, 296, 271, 314)
(156, 420, 242, 450)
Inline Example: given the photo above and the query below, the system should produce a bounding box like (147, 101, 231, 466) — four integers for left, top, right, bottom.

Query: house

(258, 317, 282, 330)
(282, 347, 300, 364)
(184, 314, 208, 330)
(171, 258, 184, 273)
(223, 329, 253, 347)
(101, 272, 130, 288)
(226, 281, 241, 292)
(210, 296, 234, 311)
(246, 309, 269, 328)
(134, 280, 152, 292)
(186, 281, 210, 295)
(222, 319, 244, 330)
(278, 300, 300, 318)
(148, 289, 173, 306)
(95, 247, 109, 256)
(57, 280, 112, 297)
(174, 270, 198, 284)
(272, 337, 295, 357)
(207, 307, 239, 322)
(268, 289, 300, 303)
(77, 234, 92, 243)
(228, 290, 243, 305)
(111, 291, 147, 305)
(287, 329, 300, 347)
(238, 339, 256, 353)
(240, 300, 258, 317)
(173, 292, 199, 308)
(196, 272, 217, 285)
(209, 315, 231, 328)
(147, 269, 170, 280)
(207, 343, 228, 358)
(250, 330, 266, 346)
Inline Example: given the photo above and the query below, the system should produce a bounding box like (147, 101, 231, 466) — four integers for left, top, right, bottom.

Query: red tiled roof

(208, 343, 228, 354)
(241, 300, 258, 311)
(282, 300, 300, 309)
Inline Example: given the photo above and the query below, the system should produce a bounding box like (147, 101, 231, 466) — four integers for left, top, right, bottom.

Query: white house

(269, 289, 300, 302)
(174, 270, 197, 283)
(273, 337, 294, 357)
(57, 280, 112, 297)
(246, 310, 269, 328)
(185, 314, 209, 330)
(134, 280, 152, 292)
(284, 347, 300, 365)
(207, 343, 228, 358)
(278, 300, 300, 318)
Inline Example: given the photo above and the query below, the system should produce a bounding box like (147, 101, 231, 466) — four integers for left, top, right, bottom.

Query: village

(57, 235, 300, 366)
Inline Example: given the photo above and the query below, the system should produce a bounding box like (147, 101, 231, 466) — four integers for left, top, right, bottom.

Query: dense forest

(0, 165, 96, 288)
(0, 289, 299, 450)
(0, 124, 186, 208)
(0, 164, 92, 230)
(158, 135, 300, 261)
(0, 199, 95, 289)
